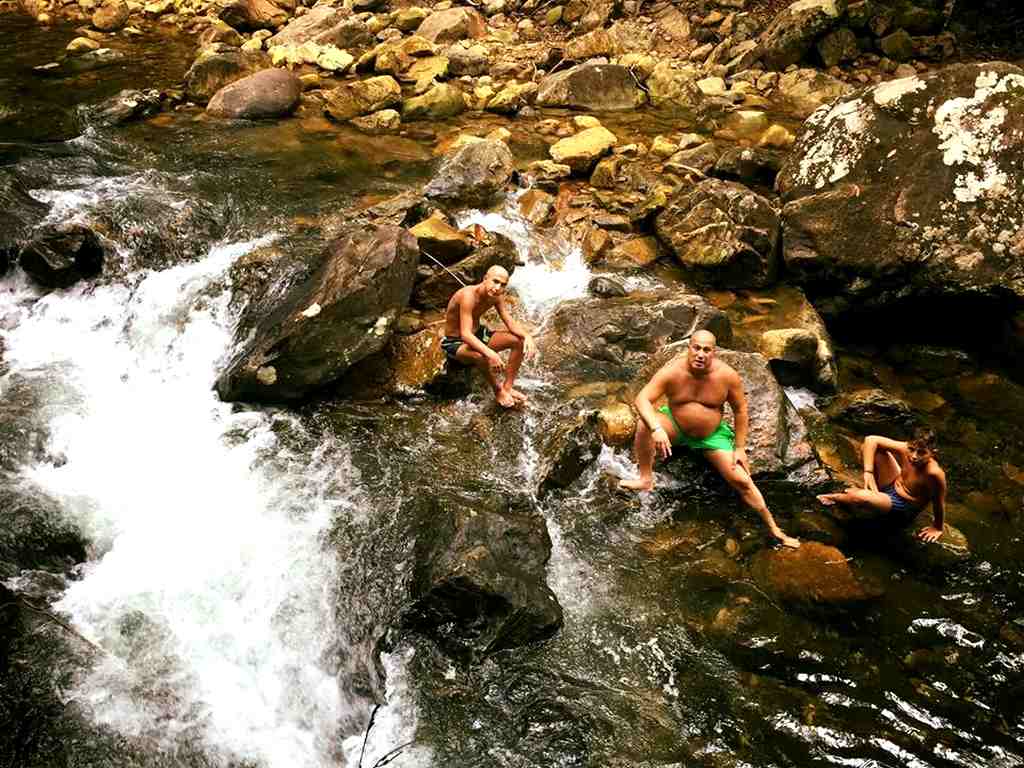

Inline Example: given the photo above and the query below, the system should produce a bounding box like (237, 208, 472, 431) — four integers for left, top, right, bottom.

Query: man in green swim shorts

(620, 330, 800, 548)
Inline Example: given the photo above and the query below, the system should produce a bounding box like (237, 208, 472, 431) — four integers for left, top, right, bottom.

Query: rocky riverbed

(1, 0, 1024, 766)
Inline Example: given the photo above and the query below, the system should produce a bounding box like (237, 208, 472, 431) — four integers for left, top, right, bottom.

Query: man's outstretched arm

(726, 371, 750, 472)
(496, 297, 536, 357)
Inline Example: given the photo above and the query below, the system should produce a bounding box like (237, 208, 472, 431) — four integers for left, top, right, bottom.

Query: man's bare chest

(666, 374, 728, 408)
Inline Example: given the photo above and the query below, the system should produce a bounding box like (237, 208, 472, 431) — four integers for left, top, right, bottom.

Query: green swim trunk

(658, 405, 735, 452)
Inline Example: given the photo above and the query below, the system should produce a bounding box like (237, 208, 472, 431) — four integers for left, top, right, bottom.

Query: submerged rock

(81, 88, 162, 126)
(206, 68, 302, 119)
(536, 411, 602, 496)
(0, 172, 49, 273)
(215, 224, 419, 402)
(423, 138, 514, 209)
(751, 541, 884, 606)
(0, 484, 88, 580)
(403, 488, 563, 658)
(18, 223, 105, 289)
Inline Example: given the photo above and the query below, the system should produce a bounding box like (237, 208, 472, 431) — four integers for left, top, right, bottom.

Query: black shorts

(441, 326, 493, 362)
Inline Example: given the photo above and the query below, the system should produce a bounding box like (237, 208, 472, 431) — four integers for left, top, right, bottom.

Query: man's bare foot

(772, 530, 801, 549)
(495, 390, 518, 408)
(816, 494, 837, 506)
(508, 387, 528, 403)
(618, 477, 654, 491)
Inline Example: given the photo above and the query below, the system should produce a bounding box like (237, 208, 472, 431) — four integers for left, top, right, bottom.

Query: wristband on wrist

(651, 425, 665, 433)
(864, 470, 874, 474)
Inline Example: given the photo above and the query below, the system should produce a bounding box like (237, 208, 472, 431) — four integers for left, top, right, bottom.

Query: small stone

(67, 36, 101, 54)
(758, 124, 794, 148)
(649, 135, 678, 159)
(573, 115, 601, 129)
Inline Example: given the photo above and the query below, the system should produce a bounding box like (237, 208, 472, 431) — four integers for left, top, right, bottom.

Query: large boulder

(184, 46, 271, 104)
(415, 7, 487, 43)
(206, 68, 301, 119)
(214, 225, 419, 402)
(411, 231, 518, 309)
(18, 223, 105, 289)
(218, 0, 288, 31)
(776, 63, 1024, 343)
(403, 488, 563, 659)
(759, 0, 848, 71)
(323, 75, 402, 121)
(537, 293, 731, 383)
(535, 62, 646, 112)
(646, 61, 709, 122)
(423, 139, 514, 209)
(751, 541, 884, 605)
(654, 179, 780, 288)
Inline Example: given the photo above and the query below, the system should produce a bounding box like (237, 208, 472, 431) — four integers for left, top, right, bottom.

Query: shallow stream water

(2, 16, 1024, 768)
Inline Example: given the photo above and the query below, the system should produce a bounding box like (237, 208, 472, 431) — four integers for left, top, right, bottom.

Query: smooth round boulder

(423, 139, 514, 208)
(92, 0, 129, 31)
(206, 68, 302, 119)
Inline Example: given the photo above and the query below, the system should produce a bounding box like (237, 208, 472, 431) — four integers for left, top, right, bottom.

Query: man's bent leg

(620, 410, 678, 491)
(454, 344, 516, 407)
(705, 450, 800, 548)
(488, 331, 526, 403)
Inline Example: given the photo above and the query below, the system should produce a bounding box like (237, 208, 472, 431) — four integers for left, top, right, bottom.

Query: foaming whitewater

(0, 237, 366, 767)
(456, 196, 592, 319)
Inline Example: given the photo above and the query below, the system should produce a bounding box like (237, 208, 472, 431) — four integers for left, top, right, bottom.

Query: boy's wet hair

(909, 427, 938, 454)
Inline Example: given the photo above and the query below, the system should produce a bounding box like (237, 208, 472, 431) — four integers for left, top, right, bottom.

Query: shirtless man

(619, 330, 800, 548)
(441, 265, 536, 408)
(817, 428, 947, 542)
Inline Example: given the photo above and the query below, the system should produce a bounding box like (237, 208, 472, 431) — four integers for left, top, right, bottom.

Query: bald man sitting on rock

(621, 330, 800, 549)
(441, 265, 536, 408)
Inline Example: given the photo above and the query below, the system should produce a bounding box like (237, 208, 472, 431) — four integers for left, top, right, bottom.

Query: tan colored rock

(350, 108, 401, 134)
(416, 7, 487, 43)
(402, 82, 466, 120)
(549, 126, 617, 175)
(394, 6, 429, 32)
(581, 227, 612, 263)
(324, 75, 402, 121)
(409, 213, 473, 263)
(572, 115, 601, 129)
(485, 81, 537, 114)
(317, 46, 354, 72)
(649, 135, 677, 159)
(758, 124, 795, 148)
(242, 38, 264, 53)
(519, 189, 555, 225)
(485, 126, 511, 143)
(404, 55, 449, 87)
(589, 155, 621, 188)
(67, 36, 101, 55)
(92, 0, 129, 31)
(608, 236, 659, 268)
(598, 402, 635, 446)
(752, 542, 884, 606)
(143, 0, 172, 15)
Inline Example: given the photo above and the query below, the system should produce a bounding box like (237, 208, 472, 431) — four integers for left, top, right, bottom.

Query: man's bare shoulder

(927, 462, 947, 484)
(711, 358, 740, 382)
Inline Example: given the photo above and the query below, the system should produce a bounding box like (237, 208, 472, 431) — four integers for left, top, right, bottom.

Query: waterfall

(0, 236, 379, 767)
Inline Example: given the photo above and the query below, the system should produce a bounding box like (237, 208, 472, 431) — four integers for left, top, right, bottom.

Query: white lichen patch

(873, 76, 927, 107)
(300, 302, 322, 318)
(796, 99, 874, 189)
(932, 71, 1024, 203)
(372, 315, 391, 336)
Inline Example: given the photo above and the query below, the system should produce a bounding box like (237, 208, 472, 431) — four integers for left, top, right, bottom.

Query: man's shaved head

(692, 329, 717, 347)
(485, 265, 510, 281)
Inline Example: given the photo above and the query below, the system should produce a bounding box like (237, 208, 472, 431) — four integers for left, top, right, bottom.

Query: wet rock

(411, 231, 518, 309)
(0, 484, 88, 580)
(712, 147, 782, 187)
(816, 26, 859, 67)
(81, 88, 162, 126)
(0, 172, 49, 272)
(323, 75, 402, 121)
(550, 126, 618, 175)
(518, 189, 555, 225)
(218, 0, 288, 32)
(894, 512, 969, 573)
(664, 141, 720, 176)
(752, 541, 884, 605)
(654, 178, 780, 288)
(91, 0, 129, 31)
(409, 213, 473, 264)
(184, 46, 270, 104)
(350, 108, 401, 134)
(773, 67, 852, 118)
(535, 62, 646, 112)
(206, 68, 301, 119)
(18, 223, 105, 289)
(537, 411, 602, 496)
(688, 550, 744, 590)
(423, 138, 514, 209)
(759, 0, 847, 71)
(587, 274, 625, 297)
(416, 7, 487, 44)
(792, 509, 848, 547)
(402, 83, 465, 121)
(828, 389, 918, 435)
(778, 63, 1024, 342)
(485, 81, 538, 114)
(35, 47, 126, 77)
(539, 293, 731, 383)
(912, 32, 956, 62)
(66, 37, 101, 55)
(373, 35, 437, 77)
(760, 327, 835, 392)
(597, 401, 635, 445)
(215, 224, 419, 402)
(198, 19, 247, 48)
(646, 61, 708, 121)
(404, 488, 563, 658)
(268, 8, 373, 49)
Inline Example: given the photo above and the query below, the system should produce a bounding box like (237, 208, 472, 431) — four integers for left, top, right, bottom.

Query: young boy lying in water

(817, 428, 947, 542)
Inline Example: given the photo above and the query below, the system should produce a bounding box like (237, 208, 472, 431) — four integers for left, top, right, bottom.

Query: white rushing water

(0, 235, 391, 767)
